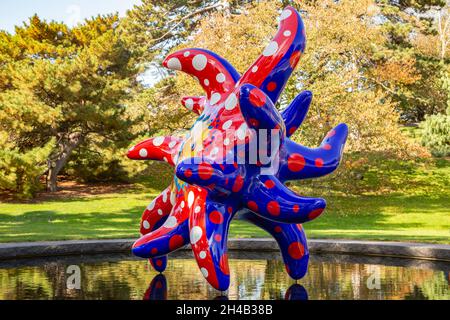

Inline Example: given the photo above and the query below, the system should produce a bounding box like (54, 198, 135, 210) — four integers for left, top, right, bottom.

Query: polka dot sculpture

(127, 6, 348, 291)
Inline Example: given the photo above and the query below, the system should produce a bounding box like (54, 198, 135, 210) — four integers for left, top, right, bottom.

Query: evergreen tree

(0, 15, 140, 193)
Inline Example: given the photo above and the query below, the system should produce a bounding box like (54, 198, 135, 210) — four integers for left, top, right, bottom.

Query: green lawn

(0, 158, 449, 244)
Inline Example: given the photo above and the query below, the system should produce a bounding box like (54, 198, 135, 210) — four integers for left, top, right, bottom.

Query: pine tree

(0, 15, 140, 194)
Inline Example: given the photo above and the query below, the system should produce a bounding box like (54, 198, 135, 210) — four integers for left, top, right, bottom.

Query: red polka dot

(185, 168, 192, 178)
(151, 248, 158, 255)
(274, 226, 282, 233)
(214, 234, 222, 242)
(267, 201, 280, 216)
(326, 130, 336, 138)
(248, 88, 266, 107)
(228, 207, 233, 214)
(288, 126, 297, 136)
(288, 153, 305, 172)
(232, 175, 244, 192)
(288, 242, 305, 260)
(155, 281, 162, 289)
(220, 254, 229, 275)
(293, 205, 300, 213)
(209, 211, 224, 224)
(156, 259, 163, 267)
(267, 82, 277, 92)
(169, 234, 184, 250)
(289, 51, 301, 68)
(264, 179, 275, 189)
(315, 158, 324, 168)
(247, 201, 258, 212)
(323, 144, 332, 150)
(308, 208, 324, 220)
(249, 118, 260, 127)
(198, 162, 213, 180)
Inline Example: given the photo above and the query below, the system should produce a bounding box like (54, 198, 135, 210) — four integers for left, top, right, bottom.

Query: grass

(0, 154, 449, 244)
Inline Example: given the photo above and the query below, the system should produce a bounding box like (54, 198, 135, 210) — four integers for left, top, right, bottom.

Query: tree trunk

(46, 132, 84, 192)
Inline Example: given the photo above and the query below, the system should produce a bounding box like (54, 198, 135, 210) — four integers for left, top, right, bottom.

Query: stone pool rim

(0, 239, 448, 262)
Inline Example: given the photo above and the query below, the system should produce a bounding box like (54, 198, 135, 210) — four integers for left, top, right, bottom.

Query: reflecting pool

(0, 252, 448, 300)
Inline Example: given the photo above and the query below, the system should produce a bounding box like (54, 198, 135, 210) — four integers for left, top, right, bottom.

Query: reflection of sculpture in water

(143, 274, 167, 301)
(127, 5, 348, 292)
(285, 284, 308, 301)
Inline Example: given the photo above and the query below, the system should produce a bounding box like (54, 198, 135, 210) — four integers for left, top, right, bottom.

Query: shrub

(420, 110, 450, 157)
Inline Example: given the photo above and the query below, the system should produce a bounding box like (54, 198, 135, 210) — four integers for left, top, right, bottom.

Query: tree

(376, 0, 449, 121)
(0, 15, 140, 193)
(153, 0, 424, 157)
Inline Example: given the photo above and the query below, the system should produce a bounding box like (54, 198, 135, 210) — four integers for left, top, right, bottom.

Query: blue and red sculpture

(127, 6, 348, 291)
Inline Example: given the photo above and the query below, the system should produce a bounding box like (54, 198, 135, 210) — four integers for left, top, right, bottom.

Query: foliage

(0, 138, 54, 198)
(420, 111, 450, 156)
(0, 14, 141, 194)
(377, 0, 450, 121)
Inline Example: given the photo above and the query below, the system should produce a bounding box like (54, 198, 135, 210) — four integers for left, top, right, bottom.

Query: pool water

(0, 252, 448, 300)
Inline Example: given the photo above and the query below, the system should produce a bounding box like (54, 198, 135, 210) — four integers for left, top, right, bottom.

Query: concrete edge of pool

(0, 239, 449, 262)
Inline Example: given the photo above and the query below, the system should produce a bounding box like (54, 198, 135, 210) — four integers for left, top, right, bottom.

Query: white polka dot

(223, 120, 233, 130)
(143, 220, 150, 230)
(280, 9, 292, 21)
(184, 98, 194, 110)
(199, 251, 207, 259)
(237, 123, 248, 140)
(139, 148, 148, 158)
(192, 54, 207, 71)
(162, 192, 168, 203)
(211, 147, 219, 156)
(169, 140, 177, 148)
(158, 209, 163, 216)
(200, 267, 209, 278)
(163, 216, 177, 228)
(194, 206, 201, 213)
(224, 138, 230, 146)
(153, 136, 165, 146)
(225, 93, 237, 110)
(181, 201, 185, 208)
(147, 201, 155, 210)
(183, 51, 190, 57)
(210, 92, 221, 105)
(170, 192, 176, 206)
(252, 66, 258, 73)
(283, 30, 291, 37)
(263, 41, 279, 57)
(163, 157, 168, 162)
(204, 79, 210, 86)
(188, 191, 195, 208)
(129, 146, 135, 152)
(167, 57, 182, 70)
(190, 226, 203, 245)
(216, 73, 226, 83)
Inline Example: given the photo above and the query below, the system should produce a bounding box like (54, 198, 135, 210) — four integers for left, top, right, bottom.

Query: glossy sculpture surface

(127, 6, 349, 291)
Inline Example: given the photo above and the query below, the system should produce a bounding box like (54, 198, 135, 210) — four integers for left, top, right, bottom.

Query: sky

(0, 0, 142, 33)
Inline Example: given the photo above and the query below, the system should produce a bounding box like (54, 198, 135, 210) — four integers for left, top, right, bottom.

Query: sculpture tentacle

(240, 211, 309, 280)
(238, 6, 306, 104)
(127, 136, 182, 166)
(189, 199, 236, 291)
(279, 123, 349, 181)
(244, 176, 326, 224)
(163, 48, 240, 102)
(140, 186, 174, 272)
(282, 91, 312, 137)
